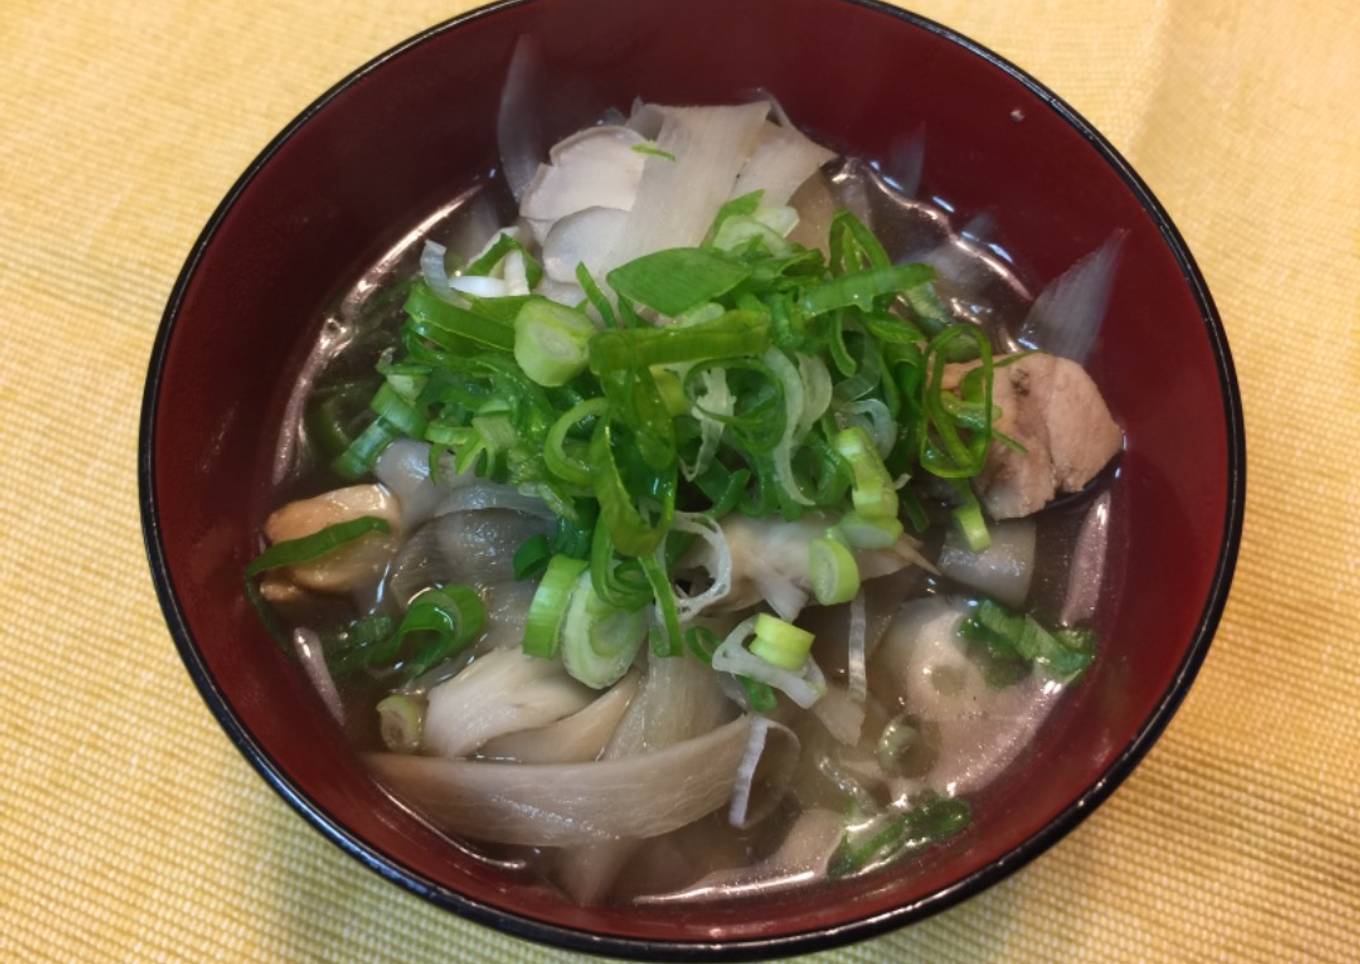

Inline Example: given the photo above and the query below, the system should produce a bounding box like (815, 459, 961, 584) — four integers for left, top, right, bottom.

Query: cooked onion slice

(293, 628, 344, 724)
(847, 590, 868, 702)
(671, 513, 733, 621)
(729, 717, 800, 829)
(368, 716, 768, 846)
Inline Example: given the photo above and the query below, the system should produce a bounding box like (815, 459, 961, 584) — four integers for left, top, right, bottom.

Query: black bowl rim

(138, 0, 1245, 959)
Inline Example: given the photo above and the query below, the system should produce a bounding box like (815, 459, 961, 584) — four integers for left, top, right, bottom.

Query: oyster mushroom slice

(262, 484, 400, 593)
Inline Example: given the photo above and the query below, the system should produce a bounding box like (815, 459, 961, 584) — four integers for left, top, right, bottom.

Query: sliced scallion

(331, 417, 398, 480)
(750, 613, 815, 671)
(951, 482, 991, 552)
(513, 298, 595, 387)
(544, 397, 607, 487)
(833, 426, 898, 521)
(522, 554, 589, 658)
(809, 535, 861, 606)
(560, 571, 648, 689)
(381, 583, 485, 679)
(512, 534, 553, 581)
(607, 248, 751, 316)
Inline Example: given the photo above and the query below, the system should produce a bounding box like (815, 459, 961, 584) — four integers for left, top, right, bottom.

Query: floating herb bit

(630, 142, 676, 161)
(960, 598, 1097, 682)
(828, 793, 972, 879)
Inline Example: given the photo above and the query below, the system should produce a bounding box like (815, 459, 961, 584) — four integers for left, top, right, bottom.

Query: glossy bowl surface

(140, 0, 1244, 958)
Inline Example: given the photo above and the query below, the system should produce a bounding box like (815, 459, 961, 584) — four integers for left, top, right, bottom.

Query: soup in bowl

(140, 0, 1242, 957)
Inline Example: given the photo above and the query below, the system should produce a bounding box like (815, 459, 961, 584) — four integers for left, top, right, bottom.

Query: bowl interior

(145, 0, 1237, 953)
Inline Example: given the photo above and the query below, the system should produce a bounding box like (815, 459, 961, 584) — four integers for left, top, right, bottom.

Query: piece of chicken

(946, 353, 1122, 520)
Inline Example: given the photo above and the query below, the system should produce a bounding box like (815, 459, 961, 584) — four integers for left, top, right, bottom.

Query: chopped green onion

(617, 295, 645, 328)
(959, 598, 1096, 682)
(650, 367, 690, 416)
(575, 262, 618, 328)
(695, 463, 751, 519)
(828, 209, 891, 274)
(607, 248, 751, 316)
(919, 324, 994, 479)
(405, 280, 514, 352)
(860, 312, 925, 346)
(560, 571, 648, 689)
(639, 552, 682, 656)
(245, 516, 391, 578)
(376, 694, 425, 752)
(461, 294, 534, 325)
(513, 298, 595, 387)
(833, 426, 898, 520)
(836, 511, 903, 550)
(589, 519, 652, 611)
(522, 554, 589, 658)
(876, 714, 918, 773)
(711, 215, 792, 257)
(380, 584, 486, 679)
(750, 613, 815, 671)
(589, 309, 770, 372)
(512, 534, 553, 581)
(901, 281, 952, 337)
(809, 535, 861, 605)
(828, 793, 971, 879)
(325, 613, 397, 677)
(549, 509, 595, 560)
(799, 264, 935, 316)
(306, 377, 380, 459)
(589, 416, 675, 558)
(331, 416, 398, 479)
(631, 142, 676, 161)
(1055, 626, 1097, 651)
(951, 482, 991, 552)
(470, 411, 516, 454)
(544, 397, 607, 487)
(369, 382, 427, 437)
(683, 626, 777, 711)
(704, 190, 764, 245)
(465, 232, 544, 288)
(899, 484, 930, 533)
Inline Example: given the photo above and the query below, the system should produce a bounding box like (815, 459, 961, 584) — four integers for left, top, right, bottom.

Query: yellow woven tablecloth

(3, 0, 1356, 959)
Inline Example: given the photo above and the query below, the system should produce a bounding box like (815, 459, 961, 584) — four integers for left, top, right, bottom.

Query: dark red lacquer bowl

(139, 0, 1244, 958)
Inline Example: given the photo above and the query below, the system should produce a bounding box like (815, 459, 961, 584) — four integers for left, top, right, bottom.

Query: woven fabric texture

(2, 0, 1357, 960)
